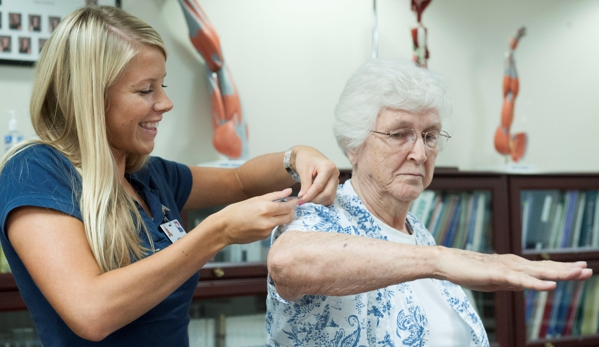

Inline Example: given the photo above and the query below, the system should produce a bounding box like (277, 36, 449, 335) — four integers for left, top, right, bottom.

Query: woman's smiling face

(104, 45, 173, 161)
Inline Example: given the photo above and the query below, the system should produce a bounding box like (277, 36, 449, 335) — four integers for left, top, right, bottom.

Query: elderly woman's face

(350, 108, 441, 203)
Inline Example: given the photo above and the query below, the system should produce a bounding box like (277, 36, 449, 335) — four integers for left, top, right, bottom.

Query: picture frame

(0, 0, 121, 67)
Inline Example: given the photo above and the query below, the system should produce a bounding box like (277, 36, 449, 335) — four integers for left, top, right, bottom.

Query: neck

(350, 175, 411, 234)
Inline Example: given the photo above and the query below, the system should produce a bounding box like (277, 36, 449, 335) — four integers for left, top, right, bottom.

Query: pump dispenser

(4, 110, 24, 154)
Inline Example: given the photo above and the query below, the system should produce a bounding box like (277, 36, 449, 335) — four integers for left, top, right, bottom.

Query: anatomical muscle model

(178, 0, 249, 160)
(410, 0, 432, 68)
(494, 26, 527, 162)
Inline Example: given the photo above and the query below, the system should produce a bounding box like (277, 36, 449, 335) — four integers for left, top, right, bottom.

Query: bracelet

(284, 147, 301, 182)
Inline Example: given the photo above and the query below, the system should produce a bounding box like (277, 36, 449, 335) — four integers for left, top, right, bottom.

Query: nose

(155, 88, 173, 113)
(407, 134, 427, 163)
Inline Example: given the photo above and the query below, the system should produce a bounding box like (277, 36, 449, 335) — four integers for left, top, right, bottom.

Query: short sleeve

(0, 145, 82, 238)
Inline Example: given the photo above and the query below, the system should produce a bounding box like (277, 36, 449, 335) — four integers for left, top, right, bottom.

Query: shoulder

(134, 156, 192, 184)
(2, 144, 76, 181)
(0, 144, 82, 222)
(144, 156, 188, 175)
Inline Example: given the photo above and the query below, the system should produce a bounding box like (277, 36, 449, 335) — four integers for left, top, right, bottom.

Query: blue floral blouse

(266, 180, 489, 347)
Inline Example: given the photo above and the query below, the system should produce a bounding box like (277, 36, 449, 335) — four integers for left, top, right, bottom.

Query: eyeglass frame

(370, 128, 451, 150)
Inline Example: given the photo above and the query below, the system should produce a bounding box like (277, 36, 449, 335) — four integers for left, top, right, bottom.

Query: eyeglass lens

(389, 128, 443, 149)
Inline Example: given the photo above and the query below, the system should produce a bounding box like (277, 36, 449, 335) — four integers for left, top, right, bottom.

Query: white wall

(1, 0, 598, 173)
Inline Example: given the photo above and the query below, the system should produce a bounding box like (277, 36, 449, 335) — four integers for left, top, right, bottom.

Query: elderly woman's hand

(291, 145, 339, 206)
(435, 247, 592, 292)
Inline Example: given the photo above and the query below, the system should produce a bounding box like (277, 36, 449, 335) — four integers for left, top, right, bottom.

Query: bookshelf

(416, 169, 512, 347)
(509, 174, 599, 347)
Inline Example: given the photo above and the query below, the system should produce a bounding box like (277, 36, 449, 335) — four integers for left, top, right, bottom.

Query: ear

(346, 146, 360, 167)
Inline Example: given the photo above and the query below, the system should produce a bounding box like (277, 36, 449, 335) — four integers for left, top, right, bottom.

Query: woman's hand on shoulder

(292, 146, 339, 206)
(213, 188, 297, 246)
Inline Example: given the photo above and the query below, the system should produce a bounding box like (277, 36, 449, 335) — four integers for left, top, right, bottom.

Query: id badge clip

(159, 205, 186, 243)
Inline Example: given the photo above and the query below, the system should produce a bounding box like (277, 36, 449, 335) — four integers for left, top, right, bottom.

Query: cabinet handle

(213, 268, 225, 278)
(540, 253, 550, 261)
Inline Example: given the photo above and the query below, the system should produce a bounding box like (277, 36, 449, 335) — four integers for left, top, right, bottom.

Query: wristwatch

(284, 147, 301, 182)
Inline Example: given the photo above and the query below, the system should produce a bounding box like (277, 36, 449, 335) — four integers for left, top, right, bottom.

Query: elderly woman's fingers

(512, 259, 592, 282)
(439, 248, 592, 292)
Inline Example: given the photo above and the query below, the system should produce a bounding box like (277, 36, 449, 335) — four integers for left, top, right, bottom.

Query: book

(553, 281, 574, 337)
(580, 276, 599, 335)
(521, 190, 561, 250)
(521, 191, 533, 249)
(563, 281, 584, 336)
(538, 289, 556, 338)
(410, 190, 437, 223)
(573, 280, 590, 336)
(452, 192, 471, 249)
(443, 195, 462, 247)
(437, 194, 459, 245)
(471, 192, 488, 252)
(546, 281, 566, 338)
(428, 195, 446, 241)
(592, 191, 599, 247)
(570, 192, 587, 248)
(561, 190, 579, 248)
(579, 190, 597, 247)
(529, 290, 548, 340)
(465, 191, 479, 251)
(549, 196, 566, 249)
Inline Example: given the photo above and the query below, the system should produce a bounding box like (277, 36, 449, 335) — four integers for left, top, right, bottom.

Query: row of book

(525, 276, 599, 340)
(521, 190, 599, 250)
(409, 190, 493, 252)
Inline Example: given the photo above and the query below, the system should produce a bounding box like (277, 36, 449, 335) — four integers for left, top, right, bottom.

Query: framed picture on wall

(0, 0, 121, 66)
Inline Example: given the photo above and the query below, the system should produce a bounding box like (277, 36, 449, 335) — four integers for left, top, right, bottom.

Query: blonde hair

(1, 6, 166, 272)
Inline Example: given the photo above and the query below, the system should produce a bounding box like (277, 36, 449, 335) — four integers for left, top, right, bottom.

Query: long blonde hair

(2, 6, 167, 272)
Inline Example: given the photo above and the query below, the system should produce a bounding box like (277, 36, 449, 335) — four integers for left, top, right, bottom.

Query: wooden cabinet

(508, 174, 599, 347)
(1, 169, 598, 347)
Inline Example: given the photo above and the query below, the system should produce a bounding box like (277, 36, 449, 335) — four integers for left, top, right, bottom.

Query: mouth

(139, 121, 159, 130)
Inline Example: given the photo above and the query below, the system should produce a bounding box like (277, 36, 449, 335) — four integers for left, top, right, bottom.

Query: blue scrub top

(0, 144, 197, 346)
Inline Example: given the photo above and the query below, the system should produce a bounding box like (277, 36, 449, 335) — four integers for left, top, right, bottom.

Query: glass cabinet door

(520, 189, 599, 252)
(524, 275, 599, 342)
(0, 310, 41, 347)
(188, 294, 267, 347)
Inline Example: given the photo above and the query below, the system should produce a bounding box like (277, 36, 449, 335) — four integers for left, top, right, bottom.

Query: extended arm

(268, 230, 592, 301)
(183, 145, 339, 210)
(7, 189, 296, 341)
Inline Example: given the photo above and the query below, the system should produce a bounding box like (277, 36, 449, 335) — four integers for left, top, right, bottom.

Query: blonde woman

(0, 6, 338, 346)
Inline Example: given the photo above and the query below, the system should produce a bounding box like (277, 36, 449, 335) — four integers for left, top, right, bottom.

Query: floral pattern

(266, 181, 489, 347)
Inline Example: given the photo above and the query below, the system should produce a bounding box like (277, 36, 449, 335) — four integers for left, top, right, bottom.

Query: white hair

(333, 58, 451, 157)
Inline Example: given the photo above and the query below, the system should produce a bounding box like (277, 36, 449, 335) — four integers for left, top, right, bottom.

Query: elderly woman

(265, 58, 591, 346)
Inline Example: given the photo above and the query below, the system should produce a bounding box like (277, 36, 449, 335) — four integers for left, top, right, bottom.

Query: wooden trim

(194, 278, 267, 300)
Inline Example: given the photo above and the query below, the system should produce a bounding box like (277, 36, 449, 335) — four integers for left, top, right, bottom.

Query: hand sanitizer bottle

(4, 110, 24, 154)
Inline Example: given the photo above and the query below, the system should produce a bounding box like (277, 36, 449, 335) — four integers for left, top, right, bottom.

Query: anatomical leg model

(178, 0, 249, 160)
(494, 26, 527, 162)
(410, 0, 432, 68)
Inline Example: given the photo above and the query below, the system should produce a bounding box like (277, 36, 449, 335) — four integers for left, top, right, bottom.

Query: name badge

(159, 219, 187, 243)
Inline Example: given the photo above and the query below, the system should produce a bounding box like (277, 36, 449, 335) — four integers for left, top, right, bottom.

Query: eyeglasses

(370, 128, 451, 150)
